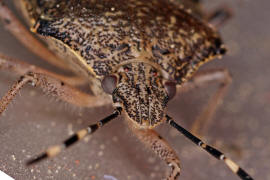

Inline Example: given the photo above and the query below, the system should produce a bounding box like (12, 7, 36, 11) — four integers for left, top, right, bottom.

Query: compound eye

(101, 75, 118, 94)
(164, 81, 176, 100)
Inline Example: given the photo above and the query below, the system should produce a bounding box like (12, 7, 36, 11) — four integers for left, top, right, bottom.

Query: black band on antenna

(27, 107, 122, 166)
(166, 115, 253, 180)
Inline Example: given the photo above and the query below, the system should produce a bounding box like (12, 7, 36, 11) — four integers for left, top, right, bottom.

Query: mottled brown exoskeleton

(0, 0, 254, 179)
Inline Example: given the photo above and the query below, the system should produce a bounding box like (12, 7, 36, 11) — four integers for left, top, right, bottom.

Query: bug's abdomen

(18, 0, 226, 83)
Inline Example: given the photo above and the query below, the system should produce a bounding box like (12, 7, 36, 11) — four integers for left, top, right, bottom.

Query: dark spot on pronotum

(116, 43, 129, 51)
(135, 84, 140, 93)
(152, 45, 170, 55)
(61, 82, 65, 86)
(160, 49, 170, 55)
(36, 19, 57, 36)
(146, 87, 151, 95)
(36, 19, 68, 43)
(97, 53, 107, 59)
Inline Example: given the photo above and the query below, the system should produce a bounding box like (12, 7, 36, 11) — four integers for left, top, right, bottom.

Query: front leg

(0, 72, 110, 115)
(128, 123, 180, 180)
(0, 54, 111, 115)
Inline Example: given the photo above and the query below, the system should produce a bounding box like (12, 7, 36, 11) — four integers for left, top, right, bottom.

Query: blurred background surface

(0, 0, 269, 180)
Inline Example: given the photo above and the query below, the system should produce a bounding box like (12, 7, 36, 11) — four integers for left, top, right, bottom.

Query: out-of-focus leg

(0, 53, 87, 86)
(0, 55, 111, 115)
(178, 68, 232, 136)
(0, 1, 70, 69)
(0, 71, 110, 115)
(207, 6, 232, 28)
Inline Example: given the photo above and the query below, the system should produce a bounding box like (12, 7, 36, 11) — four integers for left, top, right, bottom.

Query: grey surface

(0, 0, 270, 180)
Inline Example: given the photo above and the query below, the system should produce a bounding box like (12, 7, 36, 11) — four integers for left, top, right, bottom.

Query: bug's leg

(128, 123, 180, 180)
(0, 53, 87, 86)
(178, 68, 232, 137)
(0, 72, 110, 115)
(0, 1, 70, 69)
(27, 107, 121, 165)
(0, 56, 111, 115)
(207, 6, 232, 28)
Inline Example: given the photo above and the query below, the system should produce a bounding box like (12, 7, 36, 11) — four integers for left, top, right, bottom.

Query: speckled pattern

(16, 0, 226, 128)
(114, 62, 168, 127)
(19, 0, 225, 83)
(0, 0, 270, 180)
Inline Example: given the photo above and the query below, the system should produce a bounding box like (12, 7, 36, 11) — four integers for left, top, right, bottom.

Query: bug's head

(101, 62, 176, 128)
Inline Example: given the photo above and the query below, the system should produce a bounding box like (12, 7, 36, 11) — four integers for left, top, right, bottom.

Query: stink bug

(0, 0, 254, 179)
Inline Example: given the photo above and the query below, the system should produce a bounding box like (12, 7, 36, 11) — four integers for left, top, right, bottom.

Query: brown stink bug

(0, 0, 254, 179)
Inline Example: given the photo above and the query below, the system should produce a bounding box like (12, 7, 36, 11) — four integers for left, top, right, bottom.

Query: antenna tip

(26, 153, 48, 166)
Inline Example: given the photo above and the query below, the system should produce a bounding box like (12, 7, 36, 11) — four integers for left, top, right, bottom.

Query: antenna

(27, 107, 122, 165)
(166, 115, 253, 180)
